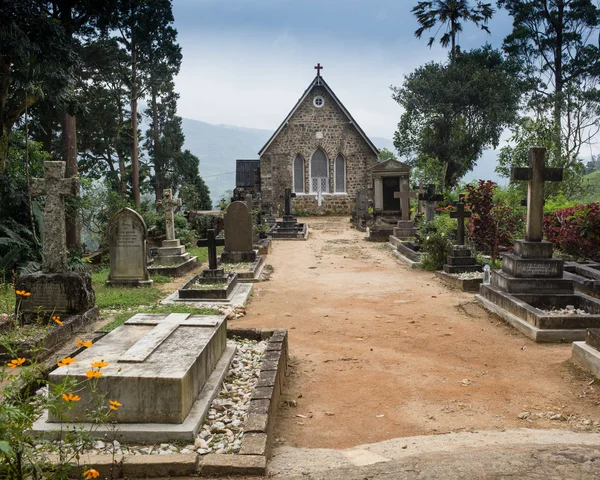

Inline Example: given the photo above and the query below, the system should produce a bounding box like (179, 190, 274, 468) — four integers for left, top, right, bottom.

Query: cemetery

(4, 0, 600, 478)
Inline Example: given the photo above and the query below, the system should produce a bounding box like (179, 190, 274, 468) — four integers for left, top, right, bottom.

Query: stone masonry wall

(260, 85, 378, 215)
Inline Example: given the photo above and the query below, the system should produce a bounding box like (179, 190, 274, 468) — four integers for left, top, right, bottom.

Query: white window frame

(309, 148, 330, 194)
(334, 154, 347, 194)
(292, 155, 305, 194)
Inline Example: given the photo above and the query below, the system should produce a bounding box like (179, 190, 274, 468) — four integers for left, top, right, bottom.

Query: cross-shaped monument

(158, 188, 182, 241)
(511, 147, 563, 242)
(418, 184, 444, 223)
(31, 161, 79, 273)
(197, 229, 225, 273)
(284, 188, 297, 218)
(314, 63, 323, 76)
(393, 184, 417, 221)
(450, 201, 472, 245)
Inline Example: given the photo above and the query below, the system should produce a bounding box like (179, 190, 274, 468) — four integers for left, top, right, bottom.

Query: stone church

(257, 65, 380, 214)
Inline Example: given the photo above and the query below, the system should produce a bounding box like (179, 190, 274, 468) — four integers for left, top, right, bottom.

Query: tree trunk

(131, 44, 140, 207)
(63, 112, 80, 248)
(117, 149, 127, 195)
(0, 55, 11, 174)
(553, 3, 564, 165)
(152, 88, 163, 208)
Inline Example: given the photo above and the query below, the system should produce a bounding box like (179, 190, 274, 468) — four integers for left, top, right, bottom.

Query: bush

(544, 202, 600, 261)
(418, 214, 453, 270)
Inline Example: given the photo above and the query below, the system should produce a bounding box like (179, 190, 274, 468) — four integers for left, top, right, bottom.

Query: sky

(172, 0, 515, 141)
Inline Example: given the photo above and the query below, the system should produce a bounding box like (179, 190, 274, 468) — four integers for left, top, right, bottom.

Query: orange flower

(86, 370, 102, 379)
(7, 358, 25, 368)
(52, 315, 63, 326)
(57, 357, 76, 367)
(15, 290, 27, 297)
(62, 392, 81, 402)
(108, 400, 122, 411)
(76, 338, 93, 348)
(90, 361, 108, 369)
(83, 469, 100, 479)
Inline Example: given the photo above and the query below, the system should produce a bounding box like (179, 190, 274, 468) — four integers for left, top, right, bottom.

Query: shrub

(418, 214, 453, 270)
(544, 202, 600, 261)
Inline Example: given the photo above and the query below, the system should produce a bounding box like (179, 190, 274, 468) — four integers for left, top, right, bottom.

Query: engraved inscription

(519, 264, 554, 275)
(22, 283, 69, 312)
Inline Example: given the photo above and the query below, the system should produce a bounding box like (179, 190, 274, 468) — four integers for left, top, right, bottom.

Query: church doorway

(382, 177, 400, 211)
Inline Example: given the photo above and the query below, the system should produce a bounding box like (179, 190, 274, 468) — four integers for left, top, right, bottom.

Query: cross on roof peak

(314, 63, 323, 76)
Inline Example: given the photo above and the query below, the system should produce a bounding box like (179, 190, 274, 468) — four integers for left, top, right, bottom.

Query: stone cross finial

(30, 161, 79, 273)
(197, 229, 225, 271)
(158, 189, 182, 241)
(393, 183, 417, 221)
(450, 201, 472, 245)
(418, 184, 443, 223)
(511, 147, 563, 242)
(314, 63, 323, 76)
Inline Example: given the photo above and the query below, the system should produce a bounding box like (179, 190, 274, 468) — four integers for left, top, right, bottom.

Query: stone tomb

(476, 148, 600, 342)
(149, 189, 197, 276)
(106, 208, 153, 287)
(15, 161, 96, 323)
(269, 188, 308, 240)
(35, 313, 235, 441)
(572, 329, 600, 380)
(564, 261, 600, 297)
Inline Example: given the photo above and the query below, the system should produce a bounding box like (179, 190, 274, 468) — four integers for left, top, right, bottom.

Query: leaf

(0, 441, 12, 455)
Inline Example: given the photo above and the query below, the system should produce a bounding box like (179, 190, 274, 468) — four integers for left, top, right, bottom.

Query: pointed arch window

(310, 148, 329, 193)
(334, 154, 346, 193)
(293, 155, 305, 193)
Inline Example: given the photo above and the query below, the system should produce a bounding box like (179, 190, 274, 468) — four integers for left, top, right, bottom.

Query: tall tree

(498, 0, 600, 165)
(392, 46, 521, 187)
(413, 0, 495, 64)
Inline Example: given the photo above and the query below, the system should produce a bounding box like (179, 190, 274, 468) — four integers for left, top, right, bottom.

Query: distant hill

(181, 117, 396, 205)
(574, 170, 600, 204)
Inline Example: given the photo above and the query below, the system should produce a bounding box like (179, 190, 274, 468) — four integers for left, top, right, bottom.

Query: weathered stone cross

(393, 184, 417, 221)
(30, 161, 79, 273)
(197, 229, 225, 271)
(450, 201, 472, 246)
(118, 313, 219, 363)
(418, 184, 443, 223)
(158, 188, 182, 241)
(511, 147, 563, 242)
(284, 188, 296, 217)
(314, 63, 323, 76)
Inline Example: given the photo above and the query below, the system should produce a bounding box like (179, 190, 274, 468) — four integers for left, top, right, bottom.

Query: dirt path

(232, 216, 600, 450)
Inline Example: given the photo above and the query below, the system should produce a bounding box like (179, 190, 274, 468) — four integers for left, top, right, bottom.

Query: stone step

(158, 245, 186, 256)
(502, 254, 564, 278)
(162, 239, 181, 248)
(450, 245, 473, 257)
(156, 253, 191, 265)
(443, 264, 480, 274)
(446, 256, 477, 266)
(492, 270, 574, 294)
(387, 235, 403, 248)
(513, 240, 553, 259)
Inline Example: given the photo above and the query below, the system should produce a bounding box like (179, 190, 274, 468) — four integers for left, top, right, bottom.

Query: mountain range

(181, 117, 503, 206)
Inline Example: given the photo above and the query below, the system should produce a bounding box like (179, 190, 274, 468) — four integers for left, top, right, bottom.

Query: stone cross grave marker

(107, 208, 151, 286)
(511, 147, 563, 242)
(197, 229, 225, 271)
(158, 188, 182, 241)
(30, 161, 79, 273)
(284, 188, 297, 217)
(393, 184, 417, 221)
(450, 201, 472, 246)
(418, 184, 443, 223)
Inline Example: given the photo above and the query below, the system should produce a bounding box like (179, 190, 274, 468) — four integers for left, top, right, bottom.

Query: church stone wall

(260, 85, 378, 215)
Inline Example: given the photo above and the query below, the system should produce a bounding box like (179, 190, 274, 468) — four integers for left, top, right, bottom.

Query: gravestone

(477, 148, 600, 342)
(15, 161, 95, 321)
(40, 313, 234, 441)
(221, 201, 256, 263)
(418, 184, 443, 223)
(150, 188, 197, 275)
(269, 188, 308, 239)
(442, 201, 479, 274)
(392, 183, 418, 240)
(106, 208, 152, 287)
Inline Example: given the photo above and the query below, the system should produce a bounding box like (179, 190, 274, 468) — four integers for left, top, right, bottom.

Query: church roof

(258, 75, 380, 157)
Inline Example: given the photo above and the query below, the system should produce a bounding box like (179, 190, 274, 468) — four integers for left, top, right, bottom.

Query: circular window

(313, 95, 325, 108)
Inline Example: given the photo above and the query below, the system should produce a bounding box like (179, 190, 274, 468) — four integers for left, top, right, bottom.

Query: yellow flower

(7, 358, 26, 368)
(108, 400, 122, 411)
(57, 356, 76, 367)
(91, 361, 108, 369)
(83, 469, 100, 479)
(86, 370, 102, 378)
(76, 338, 93, 348)
(52, 315, 63, 326)
(62, 392, 81, 402)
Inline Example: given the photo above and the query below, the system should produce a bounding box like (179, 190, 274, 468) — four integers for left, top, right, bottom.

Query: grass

(92, 269, 174, 309)
(100, 304, 220, 332)
(187, 246, 224, 264)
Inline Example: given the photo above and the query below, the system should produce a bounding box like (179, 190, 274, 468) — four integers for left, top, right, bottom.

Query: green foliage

(377, 148, 398, 162)
(217, 190, 233, 211)
(496, 117, 586, 199)
(410, 154, 445, 189)
(392, 46, 521, 188)
(417, 214, 454, 270)
(574, 170, 600, 205)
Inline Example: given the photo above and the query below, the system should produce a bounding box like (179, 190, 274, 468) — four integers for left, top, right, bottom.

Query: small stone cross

(283, 188, 296, 217)
(450, 201, 472, 246)
(158, 189, 182, 241)
(314, 63, 323, 76)
(393, 183, 417, 221)
(30, 161, 79, 273)
(197, 229, 225, 271)
(511, 147, 563, 242)
(418, 184, 443, 223)
(119, 313, 218, 363)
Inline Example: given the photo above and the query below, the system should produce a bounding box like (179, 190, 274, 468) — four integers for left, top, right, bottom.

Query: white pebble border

(36, 337, 267, 457)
